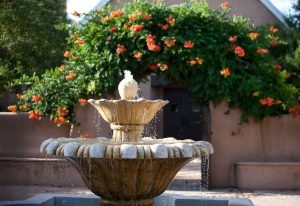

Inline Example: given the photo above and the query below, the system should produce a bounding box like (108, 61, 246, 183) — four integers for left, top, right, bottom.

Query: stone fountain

(40, 70, 213, 206)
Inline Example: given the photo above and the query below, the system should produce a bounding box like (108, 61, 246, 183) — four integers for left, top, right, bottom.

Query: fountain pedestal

(111, 124, 144, 142)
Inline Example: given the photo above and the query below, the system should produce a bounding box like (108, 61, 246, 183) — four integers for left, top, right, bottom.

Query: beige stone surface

(88, 99, 168, 142)
(210, 102, 300, 188)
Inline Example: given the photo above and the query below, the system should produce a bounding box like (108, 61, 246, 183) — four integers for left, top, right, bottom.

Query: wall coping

(0, 157, 65, 162)
(0, 112, 27, 116)
(236, 162, 300, 166)
(0, 193, 254, 206)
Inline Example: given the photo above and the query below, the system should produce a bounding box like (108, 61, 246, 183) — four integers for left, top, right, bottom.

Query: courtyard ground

(1, 159, 299, 206)
(1, 184, 300, 206)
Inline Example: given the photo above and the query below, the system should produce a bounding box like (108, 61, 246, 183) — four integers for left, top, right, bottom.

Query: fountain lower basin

(40, 137, 213, 206)
(68, 158, 192, 206)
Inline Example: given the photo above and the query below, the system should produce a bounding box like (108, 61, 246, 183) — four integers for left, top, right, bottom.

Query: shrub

(0, 0, 68, 95)
(14, 0, 297, 126)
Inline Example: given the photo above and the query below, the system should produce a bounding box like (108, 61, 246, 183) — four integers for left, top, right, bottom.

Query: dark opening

(163, 88, 211, 141)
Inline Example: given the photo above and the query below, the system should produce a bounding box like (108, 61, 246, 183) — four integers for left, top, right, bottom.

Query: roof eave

(93, 0, 111, 11)
(260, 0, 289, 28)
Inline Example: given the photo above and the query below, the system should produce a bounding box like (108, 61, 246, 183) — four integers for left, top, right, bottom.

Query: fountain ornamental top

(88, 70, 168, 142)
(118, 70, 138, 100)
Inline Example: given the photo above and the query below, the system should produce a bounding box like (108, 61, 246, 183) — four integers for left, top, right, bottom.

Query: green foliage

(17, 0, 297, 125)
(0, 0, 68, 94)
(286, 0, 300, 29)
(269, 0, 300, 103)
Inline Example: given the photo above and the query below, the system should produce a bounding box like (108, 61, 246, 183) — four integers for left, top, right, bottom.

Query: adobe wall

(109, 0, 281, 26)
(210, 102, 300, 187)
(0, 113, 70, 158)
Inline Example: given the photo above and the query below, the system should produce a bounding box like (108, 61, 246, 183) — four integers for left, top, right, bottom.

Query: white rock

(83, 145, 91, 157)
(57, 137, 73, 141)
(166, 145, 174, 158)
(90, 144, 106, 158)
(195, 141, 214, 154)
(162, 137, 176, 142)
(56, 144, 66, 156)
(191, 145, 201, 157)
(136, 145, 145, 159)
(88, 99, 96, 104)
(105, 145, 114, 158)
(150, 144, 168, 158)
(97, 137, 108, 139)
(142, 137, 154, 142)
(46, 141, 60, 155)
(40, 138, 54, 153)
(64, 142, 80, 157)
(112, 145, 121, 158)
(182, 139, 194, 142)
(170, 145, 181, 158)
(120, 144, 137, 159)
(143, 145, 152, 159)
(77, 145, 87, 157)
(204, 141, 214, 154)
(174, 143, 193, 157)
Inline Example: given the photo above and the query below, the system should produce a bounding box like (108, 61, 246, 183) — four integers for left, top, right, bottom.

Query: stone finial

(118, 70, 138, 100)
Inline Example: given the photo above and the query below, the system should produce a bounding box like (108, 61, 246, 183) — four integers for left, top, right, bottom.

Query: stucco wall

(0, 113, 70, 158)
(109, 0, 281, 26)
(208, 0, 280, 26)
(210, 102, 300, 187)
(71, 104, 111, 138)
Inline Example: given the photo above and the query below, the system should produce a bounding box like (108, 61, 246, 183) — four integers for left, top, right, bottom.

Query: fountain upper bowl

(88, 98, 168, 125)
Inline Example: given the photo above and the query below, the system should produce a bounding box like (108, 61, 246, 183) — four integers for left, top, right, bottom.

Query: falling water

(42, 154, 49, 185)
(65, 160, 74, 188)
(92, 110, 101, 137)
(151, 109, 162, 139)
(195, 154, 210, 206)
(49, 158, 55, 186)
(144, 108, 162, 139)
(200, 155, 210, 190)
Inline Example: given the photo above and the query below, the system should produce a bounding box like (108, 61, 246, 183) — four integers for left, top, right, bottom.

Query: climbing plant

(12, 0, 297, 126)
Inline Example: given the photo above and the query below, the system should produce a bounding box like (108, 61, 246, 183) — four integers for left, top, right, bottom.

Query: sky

(270, 0, 296, 14)
(67, 0, 296, 21)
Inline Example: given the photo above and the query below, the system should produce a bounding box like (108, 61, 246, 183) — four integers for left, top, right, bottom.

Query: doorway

(163, 88, 210, 141)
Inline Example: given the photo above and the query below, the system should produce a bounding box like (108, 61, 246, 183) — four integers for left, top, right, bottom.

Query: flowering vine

(11, 0, 297, 127)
